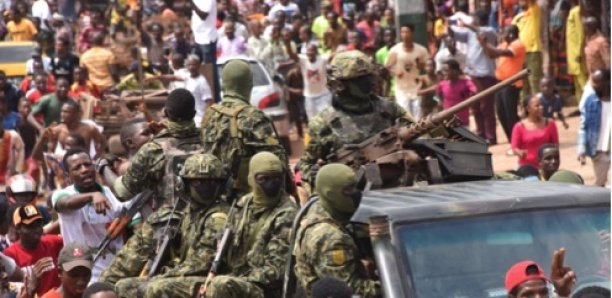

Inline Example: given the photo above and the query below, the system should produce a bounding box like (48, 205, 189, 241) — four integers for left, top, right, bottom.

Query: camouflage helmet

(179, 153, 226, 180)
(328, 50, 376, 80)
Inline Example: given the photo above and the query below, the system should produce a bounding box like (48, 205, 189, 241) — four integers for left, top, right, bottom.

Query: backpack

(154, 135, 202, 205)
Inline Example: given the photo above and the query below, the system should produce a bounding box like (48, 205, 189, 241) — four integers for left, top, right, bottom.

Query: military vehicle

(284, 180, 611, 297)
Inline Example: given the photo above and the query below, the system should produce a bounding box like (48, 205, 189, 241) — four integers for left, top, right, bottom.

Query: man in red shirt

(4, 204, 63, 296)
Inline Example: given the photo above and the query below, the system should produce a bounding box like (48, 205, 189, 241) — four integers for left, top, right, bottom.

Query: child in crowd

(538, 77, 569, 129)
(436, 59, 477, 126)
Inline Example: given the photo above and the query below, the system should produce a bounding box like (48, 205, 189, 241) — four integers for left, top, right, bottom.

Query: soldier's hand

(92, 192, 111, 215)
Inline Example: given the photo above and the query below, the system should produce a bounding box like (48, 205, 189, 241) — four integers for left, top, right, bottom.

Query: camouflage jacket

(158, 202, 228, 278)
(293, 201, 381, 297)
(298, 98, 411, 188)
(201, 99, 288, 195)
(224, 193, 297, 292)
(114, 121, 201, 201)
(99, 206, 183, 285)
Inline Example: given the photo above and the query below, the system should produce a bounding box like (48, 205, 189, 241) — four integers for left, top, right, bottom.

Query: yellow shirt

(80, 47, 117, 90)
(6, 19, 37, 41)
(565, 6, 586, 75)
(512, 2, 541, 52)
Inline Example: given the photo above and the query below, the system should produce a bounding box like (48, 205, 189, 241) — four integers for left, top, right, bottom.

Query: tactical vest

(154, 135, 202, 204)
(201, 103, 250, 191)
(319, 100, 400, 151)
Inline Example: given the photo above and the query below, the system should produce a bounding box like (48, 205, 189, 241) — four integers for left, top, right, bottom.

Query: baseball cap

(8, 175, 36, 193)
(505, 260, 549, 293)
(58, 243, 93, 271)
(13, 204, 43, 226)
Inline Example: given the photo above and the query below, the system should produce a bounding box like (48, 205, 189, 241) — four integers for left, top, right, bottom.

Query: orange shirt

(6, 19, 37, 41)
(495, 40, 526, 87)
(40, 288, 62, 298)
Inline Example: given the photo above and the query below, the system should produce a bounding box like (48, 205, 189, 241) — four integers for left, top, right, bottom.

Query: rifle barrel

(431, 69, 530, 124)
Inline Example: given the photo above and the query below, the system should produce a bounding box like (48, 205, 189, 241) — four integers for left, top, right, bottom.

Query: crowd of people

(0, 0, 609, 297)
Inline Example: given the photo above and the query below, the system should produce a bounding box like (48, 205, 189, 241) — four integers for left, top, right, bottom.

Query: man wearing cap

(505, 248, 576, 298)
(201, 152, 297, 298)
(52, 148, 130, 282)
(294, 163, 380, 297)
(4, 204, 63, 297)
(41, 242, 94, 298)
(112, 153, 229, 298)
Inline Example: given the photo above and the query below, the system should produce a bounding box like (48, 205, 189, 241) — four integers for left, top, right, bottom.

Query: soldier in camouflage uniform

(114, 154, 229, 298)
(203, 152, 297, 298)
(100, 89, 201, 286)
(294, 163, 381, 297)
(298, 50, 414, 192)
(200, 59, 288, 195)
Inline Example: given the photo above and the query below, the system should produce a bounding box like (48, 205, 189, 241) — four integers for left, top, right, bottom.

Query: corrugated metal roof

(353, 180, 611, 223)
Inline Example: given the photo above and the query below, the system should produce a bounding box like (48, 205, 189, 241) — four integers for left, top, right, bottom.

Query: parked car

(0, 41, 36, 85)
(285, 180, 611, 298)
(217, 56, 292, 154)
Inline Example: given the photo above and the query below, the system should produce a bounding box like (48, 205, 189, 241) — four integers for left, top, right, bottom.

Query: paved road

(288, 107, 608, 187)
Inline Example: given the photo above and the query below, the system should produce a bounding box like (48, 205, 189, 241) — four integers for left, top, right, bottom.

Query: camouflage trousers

(205, 275, 264, 298)
(116, 276, 206, 298)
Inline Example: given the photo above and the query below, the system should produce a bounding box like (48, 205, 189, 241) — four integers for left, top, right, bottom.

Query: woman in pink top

(436, 59, 477, 126)
(511, 95, 559, 168)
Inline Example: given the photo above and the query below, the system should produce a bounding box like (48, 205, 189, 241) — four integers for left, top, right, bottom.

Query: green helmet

(179, 153, 226, 180)
(328, 50, 376, 80)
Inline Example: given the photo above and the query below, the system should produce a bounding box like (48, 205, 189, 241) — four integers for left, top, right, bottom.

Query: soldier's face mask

(255, 172, 284, 198)
(342, 184, 362, 209)
(345, 75, 373, 99)
(186, 179, 223, 206)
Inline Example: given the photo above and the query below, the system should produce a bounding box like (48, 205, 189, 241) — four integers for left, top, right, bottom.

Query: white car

(217, 56, 292, 154)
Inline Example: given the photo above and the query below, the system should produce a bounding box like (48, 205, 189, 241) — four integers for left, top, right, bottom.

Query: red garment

(78, 26, 104, 53)
(437, 78, 477, 126)
(3, 235, 63, 297)
(26, 89, 52, 104)
(19, 75, 56, 93)
(69, 81, 101, 99)
(511, 120, 559, 168)
(0, 131, 12, 184)
(355, 20, 380, 47)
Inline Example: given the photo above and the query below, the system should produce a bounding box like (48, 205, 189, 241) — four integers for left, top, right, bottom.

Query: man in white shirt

(179, 55, 213, 127)
(217, 20, 248, 59)
(267, 0, 300, 20)
(295, 44, 331, 119)
(51, 148, 131, 282)
(434, 35, 466, 73)
(247, 20, 268, 60)
(191, 0, 220, 102)
(32, 0, 52, 31)
(385, 23, 430, 119)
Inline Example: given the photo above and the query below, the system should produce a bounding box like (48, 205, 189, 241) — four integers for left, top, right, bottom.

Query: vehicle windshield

(0, 45, 33, 64)
(217, 62, 269, 87)
(398, 206, 610, 298)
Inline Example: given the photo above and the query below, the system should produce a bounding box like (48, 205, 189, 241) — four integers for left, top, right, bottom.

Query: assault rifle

(141, 178, 186, 277)
(195, 156, 242, 298)
(327, 69, 530, 189)
(93, 189, 155, 263)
